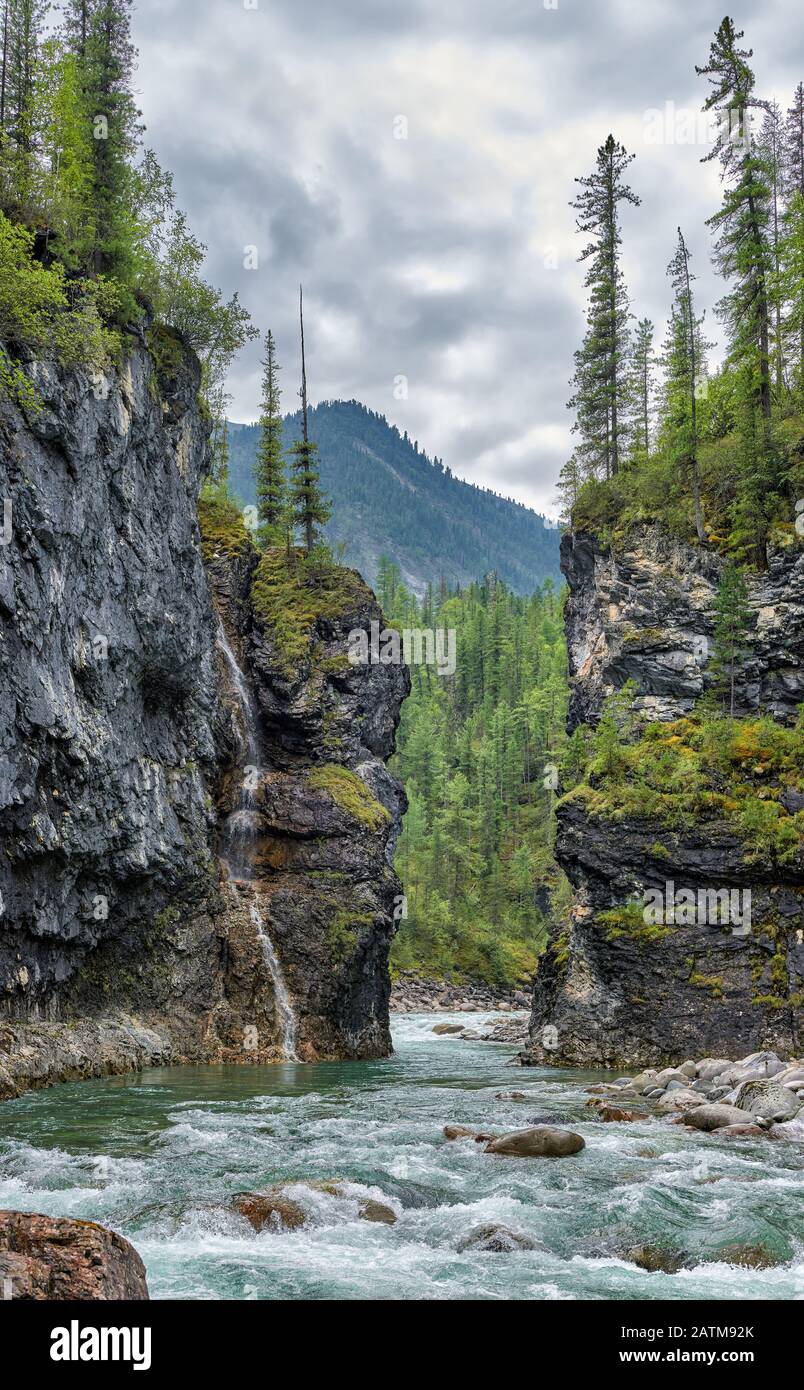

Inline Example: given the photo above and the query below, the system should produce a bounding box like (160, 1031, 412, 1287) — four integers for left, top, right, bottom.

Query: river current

(1, 1013, 802, 1300)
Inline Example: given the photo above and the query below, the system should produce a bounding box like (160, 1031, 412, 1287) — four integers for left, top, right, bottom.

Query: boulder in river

(485, 1126, 585, 1158)
(457, 1223, 535, 1253)
(625, 1244, 686, 1274)
(733, 1080, 801, 1121)
(677, 1104, 752, 1132)
(432, 1023, 465, 1036)
(597, 1106, 649, 1123)
(233, 1180, 397, 1231)
(444, 1124, 495, 1141)
(0, 1210, 149, 1300)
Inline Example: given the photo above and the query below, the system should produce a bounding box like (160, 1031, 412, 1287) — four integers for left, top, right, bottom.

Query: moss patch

(251, 547, 368, 678)
(309, 763, 390, 831)
(197, 487, 251, 563)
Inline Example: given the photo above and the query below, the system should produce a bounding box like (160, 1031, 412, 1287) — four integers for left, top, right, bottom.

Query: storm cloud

(134, 0, 804, 512)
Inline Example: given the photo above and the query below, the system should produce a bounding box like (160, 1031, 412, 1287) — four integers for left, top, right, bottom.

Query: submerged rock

(232, 1180, 397, 1231)
(0, 1209, 148, 1299)
(457, 1223, 535, 1253)
(625, 1244, 685, 1275)
(443, 1124, 495, 1141)
(485, 1126, 585, 1158)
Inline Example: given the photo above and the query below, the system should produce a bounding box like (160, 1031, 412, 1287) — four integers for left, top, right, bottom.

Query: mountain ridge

(226, 399, 561, 597)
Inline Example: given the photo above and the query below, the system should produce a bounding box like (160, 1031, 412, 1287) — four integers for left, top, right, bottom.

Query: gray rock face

(0, 336, 408, 1094)
(522, 525, 804, 1069)
(562, 526, 804, 729)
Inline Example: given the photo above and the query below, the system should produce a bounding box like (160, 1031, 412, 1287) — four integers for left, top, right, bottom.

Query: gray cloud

(134, 0, 804, 512)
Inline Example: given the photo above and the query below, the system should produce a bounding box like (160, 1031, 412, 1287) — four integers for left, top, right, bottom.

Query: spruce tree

(568, 134, 639, 480)
(627, 316, 656, 466)
(697, 18, 772, 422)
(782, 83, 804, 374)
(290, 285, 330, 553)
(712, 560, 752, 716)
(255, 329, 286, 534)
(79, 0, 142, 280)
(665, 228, 709, 542)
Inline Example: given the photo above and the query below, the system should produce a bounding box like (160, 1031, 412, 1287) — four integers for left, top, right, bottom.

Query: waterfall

(250, 900, 298, 1061)
(216, 621, 299, 1061)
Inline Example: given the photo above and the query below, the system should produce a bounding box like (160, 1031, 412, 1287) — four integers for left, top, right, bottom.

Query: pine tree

(255, 329, 286, 534)
(290, 285, 330, 553)
(568, 134, 640, 480)
(782, 83, 804, 374)
(78, 0, 142, 280)
(758, 103, 786, 397)
(697, 18, 773, 422)
(626, 316, 656, 466)
(665, 228, 709, 542)
(712, 560, 752, 716)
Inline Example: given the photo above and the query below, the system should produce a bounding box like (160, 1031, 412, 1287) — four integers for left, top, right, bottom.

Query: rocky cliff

(0, 333, 407, 1099)
(524, 525, 804, 1068)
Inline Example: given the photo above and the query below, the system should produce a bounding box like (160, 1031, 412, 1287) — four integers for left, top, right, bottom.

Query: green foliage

(0, 3, 255, 423)
(255, 329, 287, 534)
(0, 210, 120, 403)
(197, 481, 250, 563)
(250, 545, 367, 677)
(712, 561, 752, 714)
(388, 567, 569, 989)
(563, 704, 804, 863)
(562, 20, 804, 565)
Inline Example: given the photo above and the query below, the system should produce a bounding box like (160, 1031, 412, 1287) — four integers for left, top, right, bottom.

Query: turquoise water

(1, 1013, 802, 1300)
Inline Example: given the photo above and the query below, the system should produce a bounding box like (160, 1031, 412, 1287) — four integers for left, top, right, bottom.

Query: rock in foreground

(0, 1210, 148, 1300)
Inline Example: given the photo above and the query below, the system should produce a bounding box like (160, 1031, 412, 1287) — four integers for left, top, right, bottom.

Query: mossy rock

(251, 547, 369, 678)
(309, 764, 390, 831)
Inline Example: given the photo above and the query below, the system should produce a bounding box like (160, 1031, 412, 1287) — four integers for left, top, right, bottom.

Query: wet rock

(432, 1023, 465, 1036)
(494, 1091, 529, 1101)
(0, 1209, 148, 1299)
(485, 1126, 585, 1158)
(677, 1104, 751, 1132)
(597, 1106, 649, 1123)
(656, 1089, 701, 1113)
(625, 1244, 685, 1274)
(457, 1223, 535, 1253)
(707, 1243, 783, 1270)
(733, 1079, 801, 1121)
(232, 1180, 397, 1231)
(443, 1124, 495, 1142)
(717, 1124, 767, 1138)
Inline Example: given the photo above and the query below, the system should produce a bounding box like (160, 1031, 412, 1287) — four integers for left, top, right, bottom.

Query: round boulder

(484, 1126, 585, 1158)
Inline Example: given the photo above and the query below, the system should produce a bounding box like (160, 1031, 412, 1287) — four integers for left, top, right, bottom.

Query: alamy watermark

(642, 880, 751, 936)
(348, 620, 456, 677)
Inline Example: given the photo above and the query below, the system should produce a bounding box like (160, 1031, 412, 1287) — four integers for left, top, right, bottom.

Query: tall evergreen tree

(712, 560, 752, 715)
(290, 285, 330, 553)
(697, 18, 772, 422)
(665, 228, 709, 542)
(255, 329, 286, 533)
(78, 0, 142, 279)
(567, 134, 639, 480)
(782, 83, 804, 374)
(626, 316, 656, 466)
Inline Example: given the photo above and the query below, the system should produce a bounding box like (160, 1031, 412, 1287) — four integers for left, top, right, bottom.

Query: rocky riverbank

(391, 972, 531, 1014)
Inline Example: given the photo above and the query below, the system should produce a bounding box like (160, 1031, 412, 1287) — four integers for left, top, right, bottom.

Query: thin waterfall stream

(216, 621, 299, 1061)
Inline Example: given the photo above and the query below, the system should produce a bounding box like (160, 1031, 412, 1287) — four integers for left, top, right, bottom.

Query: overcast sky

(134, 0, 804, 514)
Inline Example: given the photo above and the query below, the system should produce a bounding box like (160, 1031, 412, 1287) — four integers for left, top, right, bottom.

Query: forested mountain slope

(226, 401, 561, 596)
